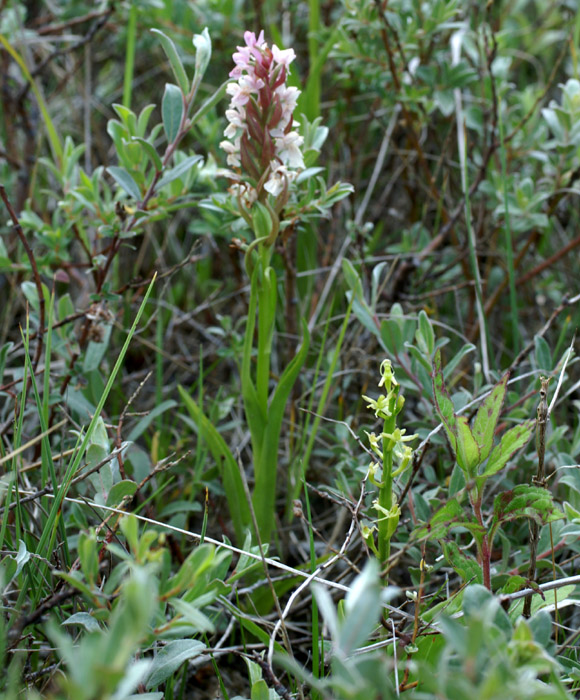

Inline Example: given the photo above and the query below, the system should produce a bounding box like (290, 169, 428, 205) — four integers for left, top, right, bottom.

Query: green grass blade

(253, 320, 310, 542)
(0, 34, 63, 164)
(303, 480, 321, 697)
(307, 0, 321, 120)
(34, 277, 157, 567)
(293, 297, 352, 502)
(498, 103, 520, 352)
(122, 1, 138, 108)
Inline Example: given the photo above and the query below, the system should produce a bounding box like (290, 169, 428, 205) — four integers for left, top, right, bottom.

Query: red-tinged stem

(472, 495, 491, 590)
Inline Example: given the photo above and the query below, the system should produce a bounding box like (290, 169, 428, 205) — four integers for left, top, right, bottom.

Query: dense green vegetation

(1, 0, 580, 697)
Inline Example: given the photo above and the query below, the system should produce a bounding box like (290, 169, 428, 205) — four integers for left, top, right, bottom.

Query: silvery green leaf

(145, 640, 205, 689)
(193, 28, 211, 80)
(162, 83, 184, 144)
(151, 29, 189, 94)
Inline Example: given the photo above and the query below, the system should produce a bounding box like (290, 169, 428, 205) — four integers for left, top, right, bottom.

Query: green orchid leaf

(178, 386, 251, 542)
(253, 319, 310, 542)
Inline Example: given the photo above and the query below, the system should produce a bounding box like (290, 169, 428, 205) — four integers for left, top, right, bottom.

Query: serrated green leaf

(509, 585, 575, 620)
(442, 541, 482, 584)
(482, 419, 535, 476)
(491, 484, 563, 531)
(162, 83, 184, 144)
(472, 372, 508, 462)
(498, 575, 528, 595)
(432, 349, 458, 454)
(107, 165, 141, 200)
(415, 497, 485, 542)
(456, 415, 480, 475)
(151, 29, 190, 94)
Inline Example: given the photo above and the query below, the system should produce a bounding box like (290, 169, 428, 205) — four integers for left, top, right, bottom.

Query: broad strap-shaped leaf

(472, 372, 508, 462)
(442, 541, 482, 584)
(491, 484, 563, 533)
(455, 415, 480, 476)
(240, 265, 267, 456)
(432, 349, 458, 454)
(253, 319, 311, 542)
(482, 419, 535, 477)
(415, 497, 485, 544)
(177, 386, 251, 542)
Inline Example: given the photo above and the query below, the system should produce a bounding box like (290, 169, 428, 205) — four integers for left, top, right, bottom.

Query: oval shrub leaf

(107, 166, 141, 200)
(162, 83, 184, 144)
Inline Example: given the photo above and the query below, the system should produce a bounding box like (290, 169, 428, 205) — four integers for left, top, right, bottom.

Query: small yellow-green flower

(362, 393, 392, 419)
(392, 443, 414, 477)
(378, 358, 398, 391)
(373, 499, 401, 540)
(381, 427, 418, 453)
(367, 461, 383, 487)
(365, 431, 383, 457)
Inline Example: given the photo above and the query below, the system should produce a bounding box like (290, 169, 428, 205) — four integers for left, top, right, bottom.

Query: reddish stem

(473, 495, 491, 590)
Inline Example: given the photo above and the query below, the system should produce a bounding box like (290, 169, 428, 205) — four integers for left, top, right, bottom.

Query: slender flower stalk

(220, 32, 310, 544)
(363, 360, 417, 569)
